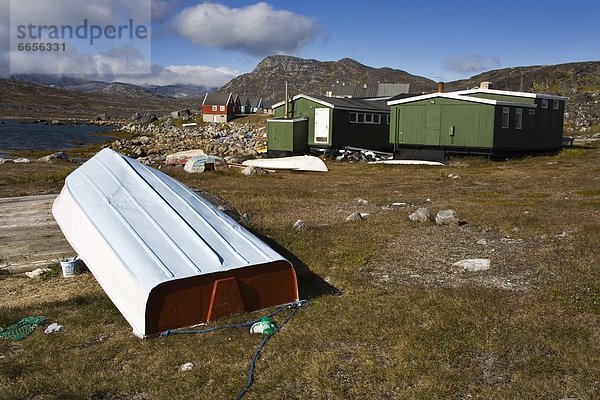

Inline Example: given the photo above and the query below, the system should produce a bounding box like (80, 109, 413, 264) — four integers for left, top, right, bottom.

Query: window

(553, 100, 559, 109)
(528, 109, 536, 115)
(349, 112, 384, 124)
(541, 99, 548, 109)
(515, 108, 523, 130)
(220, 105, 225, 112)
(502, 107, 510, 128)
(387, 115, 390, 125)
(211, 105, 217, 111)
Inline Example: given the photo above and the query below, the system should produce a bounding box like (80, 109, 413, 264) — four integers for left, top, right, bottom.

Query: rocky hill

(0, 79, 198, 120)
(446, 61, 600, 131)
(219, 55, 437, 100)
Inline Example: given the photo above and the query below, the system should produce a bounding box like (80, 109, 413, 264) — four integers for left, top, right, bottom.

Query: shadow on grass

(255, 233, 340, 300)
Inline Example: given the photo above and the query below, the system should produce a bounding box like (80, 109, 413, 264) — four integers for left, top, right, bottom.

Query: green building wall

(390, 98, 495, 149)
(274, 98, 391, 151)
(389, 96, 565, 153)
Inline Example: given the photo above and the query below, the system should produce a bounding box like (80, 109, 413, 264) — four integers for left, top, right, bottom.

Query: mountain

(8, 75, 211, 100)
(445, 61, 600, 130)
(219, 55, 437, 101)
(146, 84, 213, 99)
(220, 56, 599, 130)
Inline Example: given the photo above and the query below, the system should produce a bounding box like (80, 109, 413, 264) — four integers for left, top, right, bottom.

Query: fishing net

(0, 316, 45, 340)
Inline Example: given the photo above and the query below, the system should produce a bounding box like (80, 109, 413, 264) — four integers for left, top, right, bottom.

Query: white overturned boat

(242, 155, 328, 172)
(53, 149, 298, 337)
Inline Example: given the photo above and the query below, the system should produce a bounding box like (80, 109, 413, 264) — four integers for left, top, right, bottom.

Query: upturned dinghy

(53, 149, 298, 337)
(242, 155, 328, 172)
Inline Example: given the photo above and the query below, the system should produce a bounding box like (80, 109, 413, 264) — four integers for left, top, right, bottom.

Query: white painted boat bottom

(52, 148, 298, 337)
(242, 156, 328, 172)
(368, 160, 444, 166)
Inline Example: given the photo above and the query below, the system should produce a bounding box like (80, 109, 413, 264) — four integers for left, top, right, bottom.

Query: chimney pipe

(437, 82, 444, 93)
(284, 81, 289, 118)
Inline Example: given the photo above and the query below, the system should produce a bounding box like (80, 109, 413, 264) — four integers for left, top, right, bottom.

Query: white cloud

(117, 64, 239, 87)
(173, 2, 319, 56)
(442, 54, 501, 74)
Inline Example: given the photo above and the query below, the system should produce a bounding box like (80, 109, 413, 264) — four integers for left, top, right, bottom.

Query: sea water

(0, 120, 116, 157)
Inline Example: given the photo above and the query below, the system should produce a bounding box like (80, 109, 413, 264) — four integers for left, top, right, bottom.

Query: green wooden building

(268, 94, 391, 156)
(387, 88, 567, 159)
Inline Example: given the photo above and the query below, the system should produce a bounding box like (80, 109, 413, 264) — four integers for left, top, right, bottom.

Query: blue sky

(1, 0, 599, 86)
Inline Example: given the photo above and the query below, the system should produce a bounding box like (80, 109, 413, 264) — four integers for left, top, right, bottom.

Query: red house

(202, 92, 239, 123)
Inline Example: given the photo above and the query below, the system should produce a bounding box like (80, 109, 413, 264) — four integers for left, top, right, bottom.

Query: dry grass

(1, 143, 599, 399)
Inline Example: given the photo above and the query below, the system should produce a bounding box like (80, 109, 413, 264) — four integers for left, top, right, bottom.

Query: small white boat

(53, 149, 298, 337)
(242, 155, 328, 172)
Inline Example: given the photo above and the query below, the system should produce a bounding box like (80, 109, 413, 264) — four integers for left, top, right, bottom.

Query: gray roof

(328, 82, 357, 97)
(278, 94, 389, 112)
(249, 98, 262, 108)
(327, 82, 410, 99)
(202, 92, 231, 105)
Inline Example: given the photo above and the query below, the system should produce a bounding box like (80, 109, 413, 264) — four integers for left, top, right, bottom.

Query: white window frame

(386, 115, 390, 125)
(515, 108, 523, 130)
(502, 107, 510, 129)
(220, 105, 226, 112)
(365, 114, 373, 123)
(541, 99, 548, 109)
(553, 100, 559, 109)
(349, 112, 357, 123)
(373, 114, 381, 124)
(357, 113, 365, 123)
(211, 105, 217, 112)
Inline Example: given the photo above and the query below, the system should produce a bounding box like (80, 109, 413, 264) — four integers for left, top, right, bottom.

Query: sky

(1, 0, 599, 87)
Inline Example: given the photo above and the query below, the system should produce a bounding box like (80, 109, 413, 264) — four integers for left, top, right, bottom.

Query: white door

(314, 108, 330, 144)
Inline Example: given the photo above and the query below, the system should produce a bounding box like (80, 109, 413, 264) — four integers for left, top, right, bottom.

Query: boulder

(39, 151, 68, 163)
(241, 165, 266, 176)
(452, 258, 491, 272)
(95, 113, 109, 121)
(170, 109, 191, 119)
(138, 136, 151, 145)
(138, 113, 158, 124)
(13, 158, 31, 163)
(0, 157, 13, 164)
(130, 112, 141, 121)
(409, 207, 430, 222)
(345, 212, 364, 222)
(435, 209, 459, 225)
(212, 156, 229, 172)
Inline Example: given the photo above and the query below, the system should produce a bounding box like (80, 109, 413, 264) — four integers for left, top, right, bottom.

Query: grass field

(0, 143, 599, 399)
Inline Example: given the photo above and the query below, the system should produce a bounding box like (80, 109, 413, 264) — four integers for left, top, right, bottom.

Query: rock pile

(109, 118, 268, 165)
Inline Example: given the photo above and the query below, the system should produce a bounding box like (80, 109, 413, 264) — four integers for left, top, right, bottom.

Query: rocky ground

(107, 111, 268, 165)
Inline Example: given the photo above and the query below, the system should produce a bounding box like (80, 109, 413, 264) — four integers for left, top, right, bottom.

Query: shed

(266, 117, 309, 157)
(271, 94, 391, 153)
(387, 88, 567, 159)
(53, 149, 299, 337)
